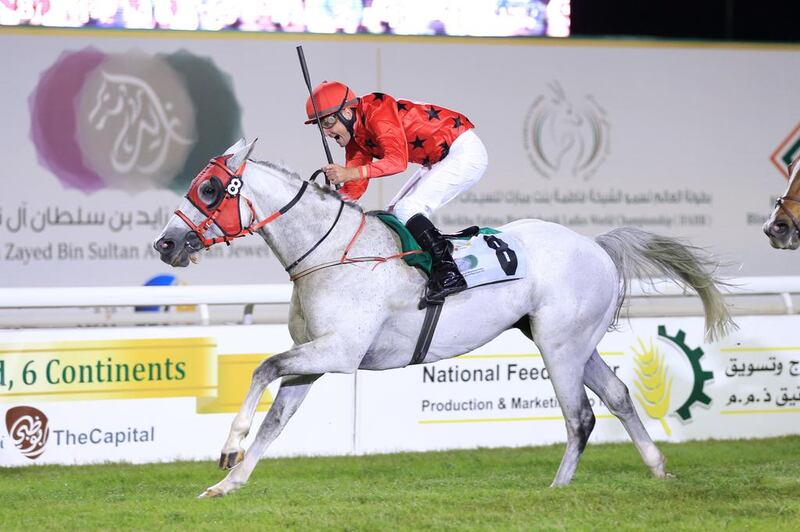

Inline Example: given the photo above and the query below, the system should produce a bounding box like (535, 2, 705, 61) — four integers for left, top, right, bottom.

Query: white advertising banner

(356, 316, 800, 454)
(1, 316, 799, 466)
(0, 29, 798, 290)
(0, 325, 356, 466)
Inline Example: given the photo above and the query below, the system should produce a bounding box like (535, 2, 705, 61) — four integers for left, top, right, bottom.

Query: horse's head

(764, 156, 800, 249)
(154, 138, 257, 266)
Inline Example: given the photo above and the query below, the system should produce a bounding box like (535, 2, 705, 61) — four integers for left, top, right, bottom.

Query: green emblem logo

(770, 122, 800, 178)
(632, 326, 713, 435)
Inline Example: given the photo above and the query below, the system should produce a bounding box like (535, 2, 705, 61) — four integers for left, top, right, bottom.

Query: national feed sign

(358, 316, 800, 454)
(1, 316, 799, 466)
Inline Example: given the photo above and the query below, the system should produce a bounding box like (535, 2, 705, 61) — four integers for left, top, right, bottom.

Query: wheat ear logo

(632, 338, 673, 435)
(633, 326, 713, 435)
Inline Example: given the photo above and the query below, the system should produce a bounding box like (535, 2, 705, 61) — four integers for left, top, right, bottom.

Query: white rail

(0, 284, 293, 326)
(0, 277, 798, 307)
(0, 277, 799, 327)
(0, 284, 293, 308)
(628, 276, 800, 298)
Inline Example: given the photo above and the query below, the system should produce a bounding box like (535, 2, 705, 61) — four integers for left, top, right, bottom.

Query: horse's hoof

(218, 450, 244, 470)
(198, 487, 224, 499)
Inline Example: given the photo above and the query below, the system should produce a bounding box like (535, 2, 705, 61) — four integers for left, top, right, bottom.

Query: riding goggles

(320, 114, 337, 129)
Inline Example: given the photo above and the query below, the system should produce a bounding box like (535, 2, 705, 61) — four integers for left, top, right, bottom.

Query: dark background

(571, 0, 800, 42)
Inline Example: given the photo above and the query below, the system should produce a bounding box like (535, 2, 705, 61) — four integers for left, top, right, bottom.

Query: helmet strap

(336, 109, 356, 137)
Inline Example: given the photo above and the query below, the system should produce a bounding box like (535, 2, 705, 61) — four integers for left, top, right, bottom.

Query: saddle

(373, 212, 528, 366)
(374, 212, 526, 289)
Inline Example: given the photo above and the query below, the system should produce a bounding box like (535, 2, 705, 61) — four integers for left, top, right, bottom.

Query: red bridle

(175, 155, 309, 249)
(174, 159, 419, 279)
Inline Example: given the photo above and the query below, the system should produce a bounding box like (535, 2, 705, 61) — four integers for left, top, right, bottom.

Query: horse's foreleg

(218, 368, 319, 470)
(218, 367, 275, 470)
(200, 374, 318, 498)
(203, 335, 366, 497)
(217, 352, 308, 470)
(583, 350, 667, 478)
(218, 294, 309, 469)
(217, 330, 360, 469)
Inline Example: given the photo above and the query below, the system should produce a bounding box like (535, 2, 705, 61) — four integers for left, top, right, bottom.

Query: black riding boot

(406, 213, 467, 305)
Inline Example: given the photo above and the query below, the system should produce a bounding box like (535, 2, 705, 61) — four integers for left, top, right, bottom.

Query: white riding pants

(388, 129, 488, 224)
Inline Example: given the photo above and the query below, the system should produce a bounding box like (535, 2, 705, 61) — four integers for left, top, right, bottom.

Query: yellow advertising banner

(196, 354, 274, 414)
(0, 338, 273, 414)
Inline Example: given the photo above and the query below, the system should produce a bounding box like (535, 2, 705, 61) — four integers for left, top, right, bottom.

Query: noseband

(774, 194, 800, 237)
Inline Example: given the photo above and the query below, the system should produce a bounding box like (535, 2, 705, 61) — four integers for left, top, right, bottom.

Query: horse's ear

(224, 138, 258, 173)
(223, 138, 247, 156)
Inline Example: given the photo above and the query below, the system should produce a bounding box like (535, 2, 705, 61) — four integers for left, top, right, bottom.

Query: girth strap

(411, 301, 443, 365)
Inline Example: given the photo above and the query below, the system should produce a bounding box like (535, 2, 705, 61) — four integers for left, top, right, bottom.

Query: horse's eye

(198, 179, 219, 205)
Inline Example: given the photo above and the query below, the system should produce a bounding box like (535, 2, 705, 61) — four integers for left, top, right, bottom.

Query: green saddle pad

(373, 212, 501, 276)
(375, 212, 432, 274)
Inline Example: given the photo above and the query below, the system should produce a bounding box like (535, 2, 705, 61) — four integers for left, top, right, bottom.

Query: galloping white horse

(155, 139, 734, 498)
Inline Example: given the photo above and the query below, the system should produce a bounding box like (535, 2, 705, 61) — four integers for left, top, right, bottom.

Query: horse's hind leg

(199, 374, 319, 498)
(583, 350, 667, 478)
(533, 330, 597, 486)
(546, 367, 596, 487)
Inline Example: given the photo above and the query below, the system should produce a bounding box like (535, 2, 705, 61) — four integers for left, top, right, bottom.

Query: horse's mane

(250, 158, 366, 213)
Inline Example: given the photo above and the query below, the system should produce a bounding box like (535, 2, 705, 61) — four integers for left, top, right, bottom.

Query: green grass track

(1, 436, 798, 530)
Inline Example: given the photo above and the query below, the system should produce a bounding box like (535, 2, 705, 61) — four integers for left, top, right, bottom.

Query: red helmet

(304, 81, 358, 124)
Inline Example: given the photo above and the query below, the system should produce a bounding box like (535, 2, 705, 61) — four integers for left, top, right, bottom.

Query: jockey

(304, 80, 488, 304)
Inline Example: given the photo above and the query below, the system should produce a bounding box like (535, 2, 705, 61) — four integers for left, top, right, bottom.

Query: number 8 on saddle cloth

(451, 232, 527, 289)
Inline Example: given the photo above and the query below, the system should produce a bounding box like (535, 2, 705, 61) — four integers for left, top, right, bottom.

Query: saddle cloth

(374, 212, 527, 288)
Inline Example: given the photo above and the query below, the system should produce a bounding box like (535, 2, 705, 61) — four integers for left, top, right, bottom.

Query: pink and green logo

(29, 48, 242, 194)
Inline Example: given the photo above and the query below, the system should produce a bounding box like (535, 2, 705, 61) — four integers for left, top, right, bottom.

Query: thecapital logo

(770, 122, 800, 179)
(29, 48, 242, 194)
(631, 326, 713, 436)
(5, 406, 50, 460)
(523, 81, 609, 180)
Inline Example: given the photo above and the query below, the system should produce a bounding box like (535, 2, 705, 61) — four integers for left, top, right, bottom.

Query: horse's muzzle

(154, 231, 202, 266)
(763, 220, 798, 249)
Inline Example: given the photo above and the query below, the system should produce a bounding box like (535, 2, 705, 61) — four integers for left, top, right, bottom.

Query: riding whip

(296, 45, 334, 187)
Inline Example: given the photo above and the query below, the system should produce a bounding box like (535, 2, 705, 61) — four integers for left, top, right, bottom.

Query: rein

(288, 212, 423, 282)
(285, 199, 345, 273)
(775, 194, 800, 237)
